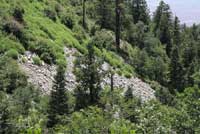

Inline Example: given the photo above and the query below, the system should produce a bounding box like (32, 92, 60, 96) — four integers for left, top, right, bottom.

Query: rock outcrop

(18, 47, 155, 101)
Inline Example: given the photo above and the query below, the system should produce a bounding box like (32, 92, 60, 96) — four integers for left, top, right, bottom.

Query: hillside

(0, 0, 200, 133)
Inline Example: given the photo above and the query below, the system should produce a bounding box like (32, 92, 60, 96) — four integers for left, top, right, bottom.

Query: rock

(18, 47, 155, 101)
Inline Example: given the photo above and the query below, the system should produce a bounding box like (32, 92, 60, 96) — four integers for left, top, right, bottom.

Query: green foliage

(47, 66, 69, 128)
(74, 42, 103, 109)
(44, 8, 57, 22)
(130, 0, 150, 24)
(169, 47, 185, 92)
(5, 49, 19, 59)
(0, 92, 13, 134)
(12, 85, 40, 115)
(0, 0, 200, 133)
(153, 0, 173, 56)
(92, 29, 115, 51)
(32, 56, 42, 66)
(3, 19, 24, 39)
(13, 5, 25, 22)
(0, 57, 27, 93)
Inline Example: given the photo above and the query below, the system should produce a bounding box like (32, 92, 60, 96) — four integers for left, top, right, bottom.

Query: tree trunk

(83, 0, 86, 29)
(110, 73, 114, 92)
(115, 0, 121, 52)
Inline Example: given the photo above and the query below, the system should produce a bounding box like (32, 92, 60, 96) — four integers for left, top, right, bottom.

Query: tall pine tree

(169, 16, 185, 92)
(47, 66, 69, 128)
(169, 47, 185, 93)
(75, 42, 103, 110)
(96, 0, 114, 29)
(131, 0, 149, 24)
(153, 0, 173, 57)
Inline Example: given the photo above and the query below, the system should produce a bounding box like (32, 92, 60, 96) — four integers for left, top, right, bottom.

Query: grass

(0, 0, 135, 77)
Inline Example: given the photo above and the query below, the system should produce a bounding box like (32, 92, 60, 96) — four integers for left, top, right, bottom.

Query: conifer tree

(47, 66, 69, 128)
(169, 16, 186, 92)
(75, 42, 103, 110)
(131, 0, 149, 24)
(169, 47, 185, 93)
(153, 0, 173, 57)
(173, 16, 181, 47)
(96, 0, 114, 29)
(0, 100, 10, 134)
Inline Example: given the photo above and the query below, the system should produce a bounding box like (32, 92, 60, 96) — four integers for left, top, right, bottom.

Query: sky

(146, 0, 200, 25)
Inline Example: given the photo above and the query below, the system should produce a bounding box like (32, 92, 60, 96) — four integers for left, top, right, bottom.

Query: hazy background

(147, 0, 200, 26)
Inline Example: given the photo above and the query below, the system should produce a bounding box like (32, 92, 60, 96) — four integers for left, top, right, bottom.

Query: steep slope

(19, 47, 155, 101)
(0, 0, 155, 101)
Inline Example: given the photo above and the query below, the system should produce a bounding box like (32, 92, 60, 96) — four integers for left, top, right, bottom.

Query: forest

(0, 0, 200, 133)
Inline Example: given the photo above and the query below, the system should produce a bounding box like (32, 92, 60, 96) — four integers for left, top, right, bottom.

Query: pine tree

(0, 102, 10, 134)
(153, 0, 173, 57)
(131, 0, 149, 24)
(96, 0, 114, 29)
(75, 42, 103, 110)
(47, 66, 69, 128)
(169, 16, 186, 92)
(173, 16, 181, 47)
(169, 47, 185, 93)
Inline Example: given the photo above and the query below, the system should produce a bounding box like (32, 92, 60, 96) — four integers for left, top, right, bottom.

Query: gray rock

(18, 47, 155, 101)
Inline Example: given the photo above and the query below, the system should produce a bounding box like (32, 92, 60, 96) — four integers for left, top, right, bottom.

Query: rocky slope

(18, 47, 155, 101)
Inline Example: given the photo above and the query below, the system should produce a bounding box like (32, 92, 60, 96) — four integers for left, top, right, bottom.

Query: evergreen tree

(0, 99, 10, 134)
(153, 0, 173, 57)
(47, 66, 69, 128)
(96, 0, 114, 29)
(75, 42, 103, 110)
(169, 47, 185, 93)
(173, 16, 181, 47)
(131, 0, 149, 24)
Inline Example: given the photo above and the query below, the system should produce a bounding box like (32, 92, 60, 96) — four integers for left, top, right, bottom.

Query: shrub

(72, 25, 87, 44)
(124, 71, 132, 78)
(60, 13, 75, 29)
(5, 49, 19, 59)
(3, 19, 24, 39)
(13, 6, 25, 22)
(0, 57, 27, 93)
(92, 29, 115, 51)
(30, 38, 56, 64)
(44, 8, 57, 21)
(0, 36, 25, 54)
(22, 57, 27, 63)
(32, 56, 42, 66)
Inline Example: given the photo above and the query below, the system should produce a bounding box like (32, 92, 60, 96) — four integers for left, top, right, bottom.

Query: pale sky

(146, 0, 200, 25)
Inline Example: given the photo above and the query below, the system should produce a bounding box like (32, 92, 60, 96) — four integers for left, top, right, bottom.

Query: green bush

(5, 49, 19, 59)
(29, 38, 57, 64)
(13, 6, 24, 22)
(72, 25, 87, 44)
(124, 71, 132, 78)
(0, 36, 25, 54)
(32, 56, 42, 66)
(44, 8, 57, 21)
(60, 12, 75, 29)
(0, 56, 27, 93)
(3, 19, 24, 39)
(92, 29, 115, 51)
